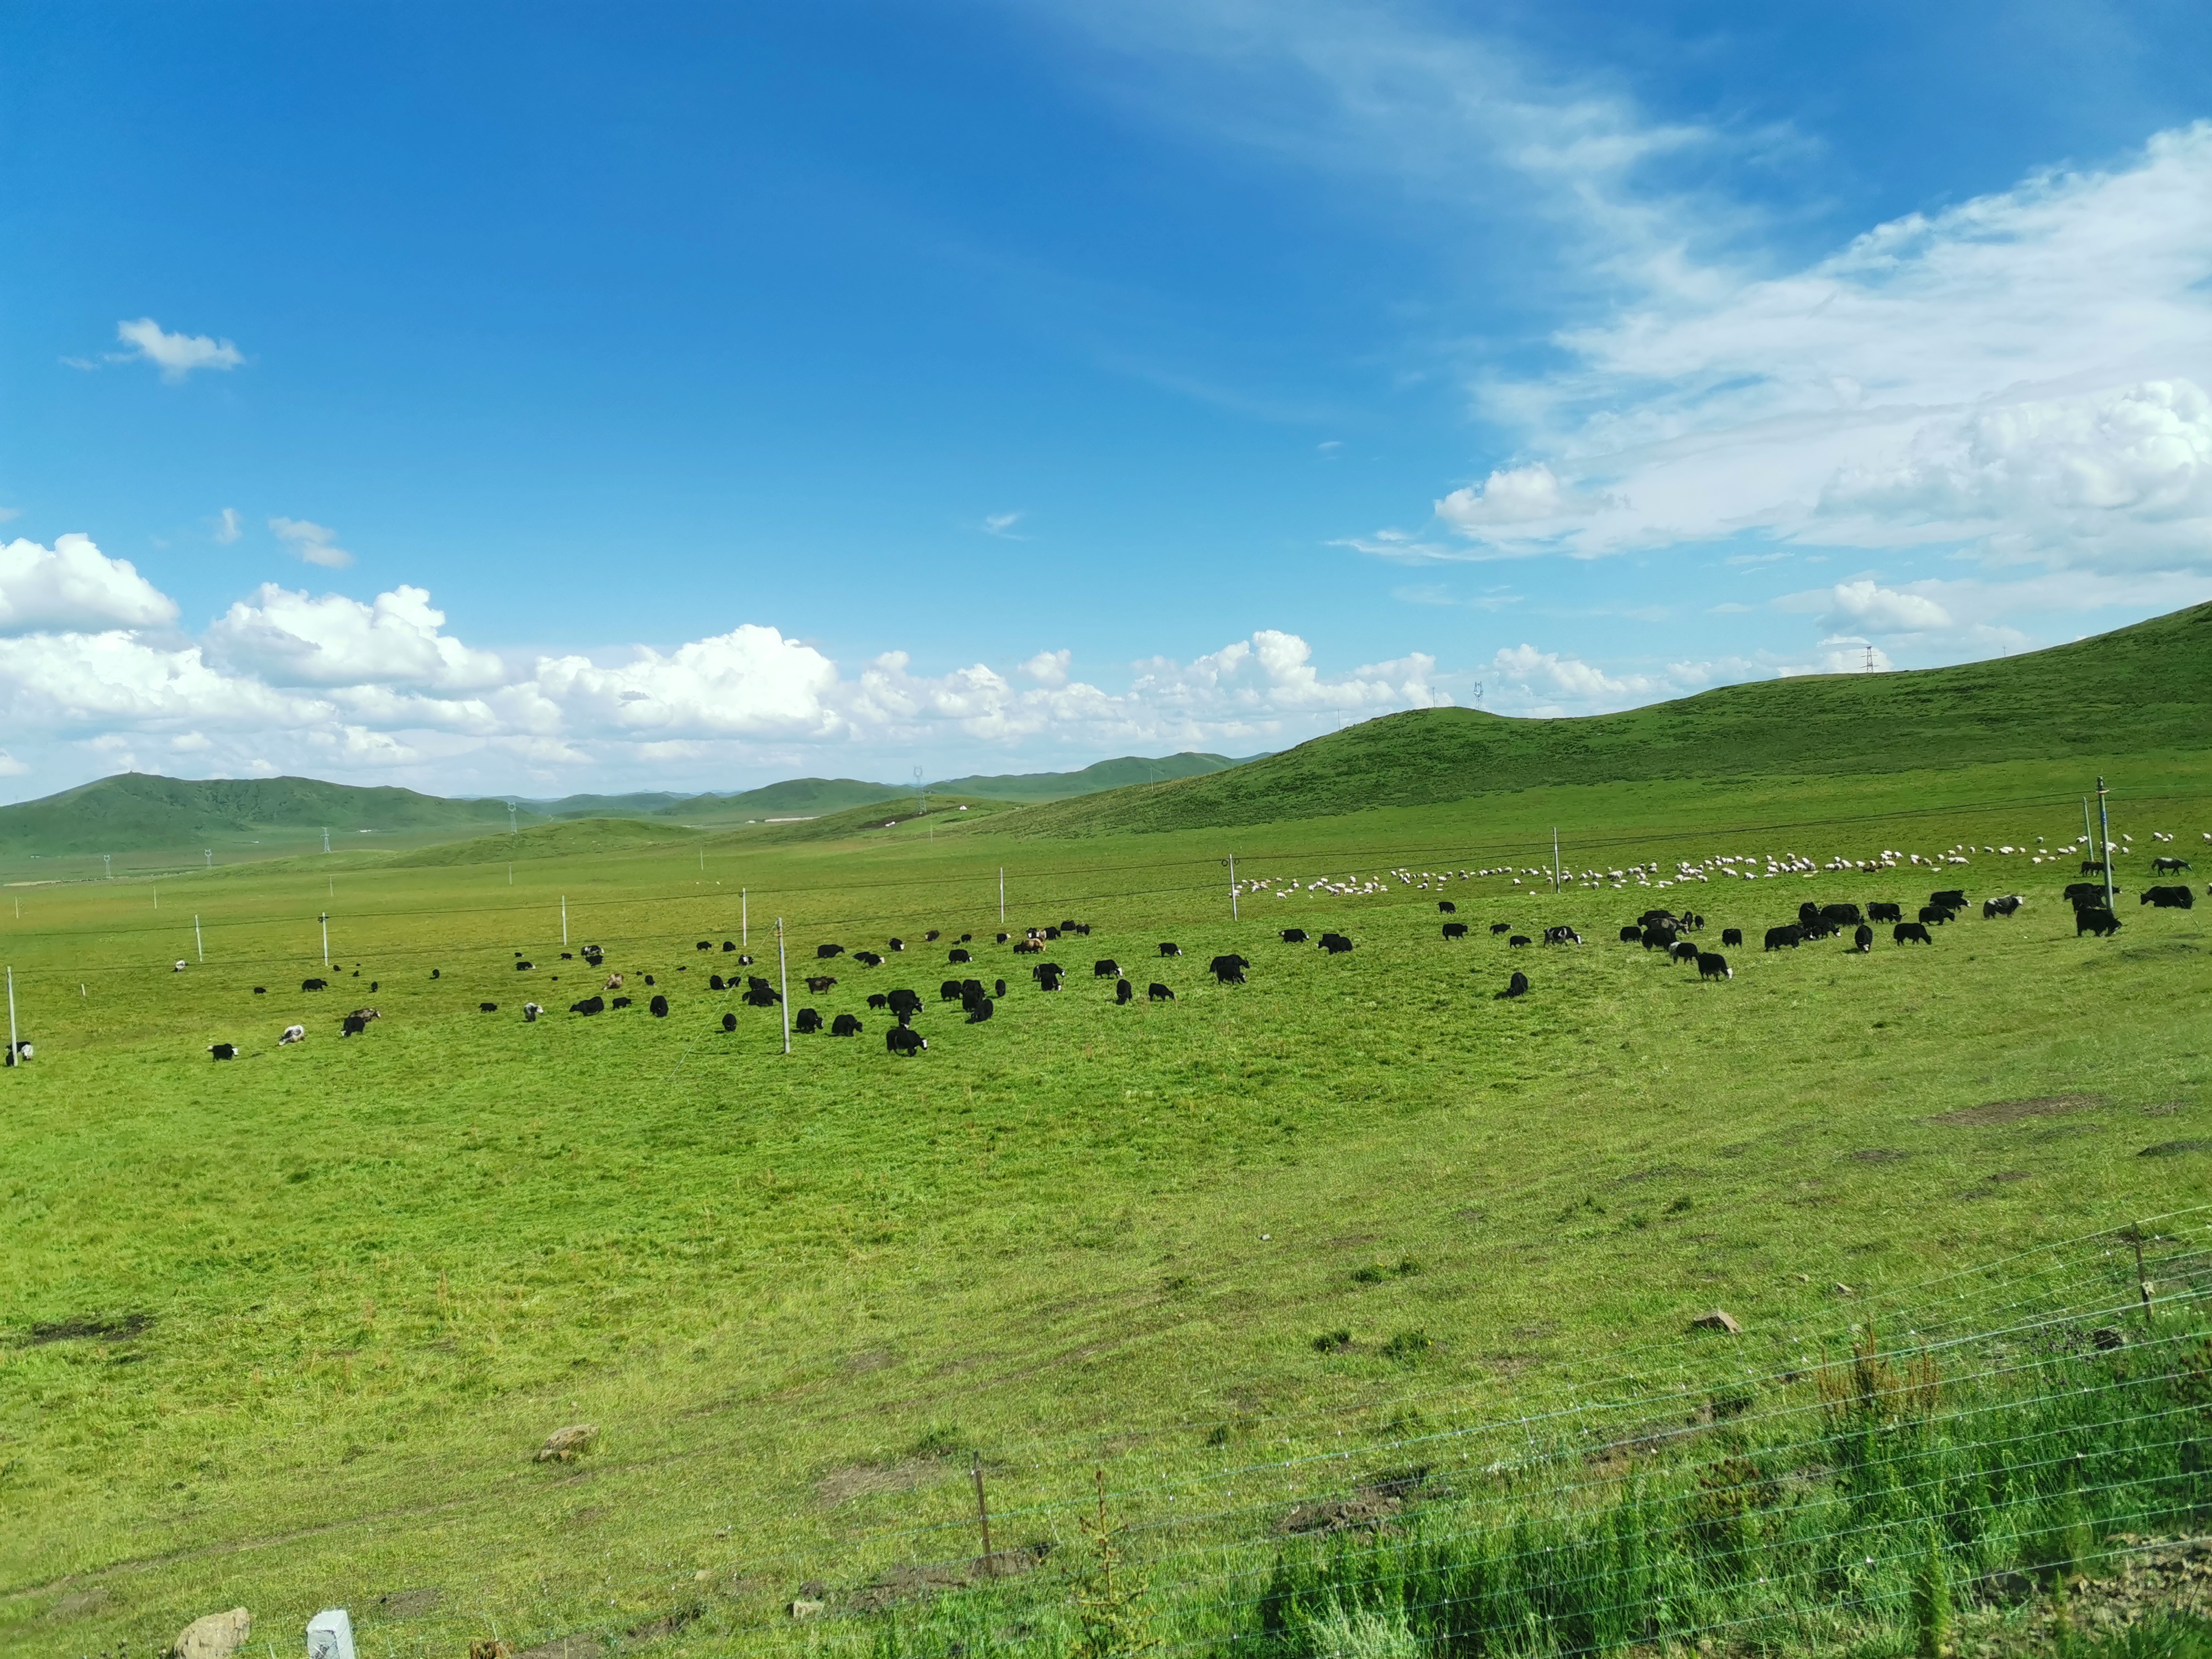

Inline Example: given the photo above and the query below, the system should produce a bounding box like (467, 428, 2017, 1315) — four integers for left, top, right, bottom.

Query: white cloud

(1413, 122, 2212, 589)
(1021, 648, 1072, 686)
(207, 584, 508, 690)
(529, 626, 848, 741)
(212, 508, 242, 545)
(1435, 463, 1617, 532)
(0, 535, 179, 633)
(981, 512, 1026, 538)
(1778, 640, 1892, 677)
(269, 517, 354, 569)
(1777, 578, 1952, 634)
(113, 317, 244, 381)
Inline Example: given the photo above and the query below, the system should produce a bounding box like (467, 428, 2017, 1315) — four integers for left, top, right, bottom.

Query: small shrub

(1350, 1264, 1388, 1285)
(1313, 1329, 1353, 1354)
(909, 1424, 966, 1459)
(1380, 1330, 1430, 1365)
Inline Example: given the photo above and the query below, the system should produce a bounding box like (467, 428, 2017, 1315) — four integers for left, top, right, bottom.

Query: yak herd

(202, 865, 2201, 1061)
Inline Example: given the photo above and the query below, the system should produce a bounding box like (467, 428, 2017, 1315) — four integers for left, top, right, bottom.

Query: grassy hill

(932, 750, 1252, 801)
(511, 790, 698, 820)
(1008, 601, 2212, 836)
(0, 772, 526, 859)
(385, 816, 703, 867)
(650, 777, 909, 825)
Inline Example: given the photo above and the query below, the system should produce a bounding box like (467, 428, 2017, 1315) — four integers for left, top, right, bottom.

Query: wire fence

(548, 1208, 2210, 1658)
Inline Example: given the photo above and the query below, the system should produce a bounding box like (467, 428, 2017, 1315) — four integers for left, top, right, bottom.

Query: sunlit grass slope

(1006, 601, 2212, 837)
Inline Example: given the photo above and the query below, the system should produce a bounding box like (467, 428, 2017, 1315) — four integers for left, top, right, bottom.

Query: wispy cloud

(980, 511, 1027, 539)
(211, 508, 242, 545)
(269, 517, 354, 570)
(112, 318, 245, 382)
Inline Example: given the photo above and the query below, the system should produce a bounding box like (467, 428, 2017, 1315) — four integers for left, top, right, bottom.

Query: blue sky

(4, 0, 2210, 800)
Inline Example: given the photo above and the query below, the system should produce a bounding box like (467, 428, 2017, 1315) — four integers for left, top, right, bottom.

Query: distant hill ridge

(0, 752, 1254, 859)
(1007, 600, 2212, 837)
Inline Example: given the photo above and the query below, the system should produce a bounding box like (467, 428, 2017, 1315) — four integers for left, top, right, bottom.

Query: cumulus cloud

(207, 584, 509, 690)
(1777, 579, 1952, 634)
(0, 535, 179, 633)
(113, 318, 244, 381)
(1397, 122, 2212, 600)
(1021, 648, 1072, 686)
(1435, 463, 1616, 532)
(531, 625, 848, 741)
(269, 517, 354, 569)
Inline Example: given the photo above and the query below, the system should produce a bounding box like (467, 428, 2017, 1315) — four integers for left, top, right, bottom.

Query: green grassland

(5, 608, 2212, 1657)
(3, 756, 2209, 1656)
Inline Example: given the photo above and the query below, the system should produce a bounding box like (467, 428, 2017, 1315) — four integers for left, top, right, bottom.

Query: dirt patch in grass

(1955, 1535, 2212, 1656)
(815, 1460, 938, 1506)
(514, 1636, 604, 1659)
(43, 1587, 110, 1623)
(1932, 1093, 2107, 1127)
(846, 1547, 1050, 1613)
(1279, 1467, 1438, 1536)
(371, 1588, 442, 1619)
(24, 1313, 154, 1345)
(2138, 1139, 2212, 1157)
(843, 1347, 898, 1374)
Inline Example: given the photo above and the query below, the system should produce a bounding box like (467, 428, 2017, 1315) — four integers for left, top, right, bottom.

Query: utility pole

(322, 826, 330, 854)
(742, 888, 748, 948)
(204, 849, 212, 869)
(561, 895, 568, 947)
(320, 911, 330, 967)
(776, 919, 790, 1055)
(2097, 776, 2116, 912)
(194, 915, 204, 962)
(914, 765, 925, 818)
(102, 854, 111, 881)
(508, 801, 518, 836)
(1552, 827, 1562, 894)
(999, 867, 1005, 925)
(1227, 854, 1239, 921)
(6, 967, 16, 1068)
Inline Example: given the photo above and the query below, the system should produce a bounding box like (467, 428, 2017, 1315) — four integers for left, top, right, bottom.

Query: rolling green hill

(1007, 600, 2212, 837)
(0, 772, 527, 859)
(385, 816, 703, 867)
(649, 777, 909, 825)
(931, 749, 1252, 801)
(510, 790, 697, 820)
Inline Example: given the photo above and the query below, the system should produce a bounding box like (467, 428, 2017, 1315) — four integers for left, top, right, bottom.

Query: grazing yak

(478, 1002, 498, 1013)
(610, 997, 632, 1009)
(867, 993, 889, 1009)
(650, 994, 670, 1017)
(721, 1012, 737, 1032)
(939, 979, 966, 1001)
(1209, 953, 1249, 984)
(794, 1008, 823, 1034)
(1507, 935, 1531, 948)
(816, 943, 846, 959)
(1013, 938, 1044, 954)
(1158, 942, 1182, 957)
(1618, 925, 1642, 942)
(1443, 922, 1469, 940)
(567, 996, 606, 1016)
(302, 977, 328, 991)
(1543, 926, 1580, 945)
(1280, 928, 1308, 944)
(1093, 959, 1121, 978)
(1496, 971, 1530, 1000)
(948, 948, 973, 964)
(1114, 978, 1133, 1005)
(1720, 927, 1744, 947)
(523, 1003, 542, 1021)
(1764, 925, 1803, 951)
(1035, 965, 1065, 992)
(1917, 905, 1953, 926)
(1148, 982, 1175, 1001)
(1318, 933, 1353, 954)
(2152, 856, 2192, 874)
(1819, 902, 1863, 928)
(1868, 902, 1903, 923)
(1437, 900, 1456, 914)
(968, 997, 995, 1023)
(888, 938, 905, 951)
(2141, 886, 2195, 909)
(1697, 952, 1731, 981)
(831, 1013, 862, 1036)
(2080, 860, 2107, 875)
(514, 961, 534, 972)
(1893, 922, 1933, 946)
(1983, 896, 2025, 919)
(210, 1042, 238, 1060)
(887, 988, 924, 1022)
(887, 1026, 927, 1056)
(853, 951, 884, 967)
(742, 977, 780, 1008)
(1671, 941, 1700, 965)
(1853, 925, 1874, 952)
(1490, 922, 1512, 935)
(1930, 889, 1967, 910)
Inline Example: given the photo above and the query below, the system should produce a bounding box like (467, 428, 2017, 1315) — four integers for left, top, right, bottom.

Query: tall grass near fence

(837, 1216, 2212, 1659)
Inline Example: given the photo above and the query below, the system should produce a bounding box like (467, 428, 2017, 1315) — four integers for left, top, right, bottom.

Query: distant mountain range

(0, 752, 1259, 863)
(505, 751, 1254, 823)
